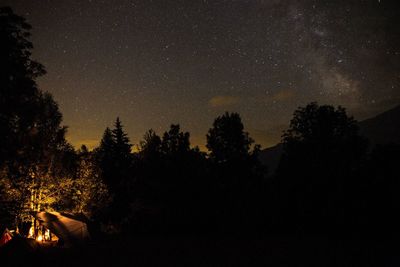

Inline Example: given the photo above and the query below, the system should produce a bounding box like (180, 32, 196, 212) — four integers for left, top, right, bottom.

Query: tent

(36, 211, 90, 247)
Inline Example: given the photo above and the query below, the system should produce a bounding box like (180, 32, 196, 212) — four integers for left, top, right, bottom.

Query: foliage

(69, 146, 110, 218)
(275, 102, 369, 234)
(205, 112, 265, 233)
(139, 129, 162, 161)
(206, 112, 255, 163)
(112, 118, 132, 158)
(278, 102, 368, 182)
(91, 118, 133, 227)
(95, 119, 133, 192)
(0, 7, 110, 229)
(161, 124, 191, 155)
(0, 7, 74, 228)
(0, 7, 45, 166)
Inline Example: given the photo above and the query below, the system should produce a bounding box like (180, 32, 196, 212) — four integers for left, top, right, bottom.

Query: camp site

(0, 212, 89, 248)
(1, 1, 400, 266)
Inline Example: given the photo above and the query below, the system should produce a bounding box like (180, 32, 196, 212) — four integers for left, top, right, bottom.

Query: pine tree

(99, 127, 114, 156)
(96, 127, 115, 188)
(96, 118, 132, 196)
(112, 117, 132, 158)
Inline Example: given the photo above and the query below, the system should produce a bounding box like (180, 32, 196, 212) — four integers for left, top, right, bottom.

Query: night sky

(2, 0, 400, 150)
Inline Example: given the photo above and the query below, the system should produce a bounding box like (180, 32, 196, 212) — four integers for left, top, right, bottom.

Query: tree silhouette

(96, 119, 132, 189)
(0, 7, 72, 231)
(100, 127, 114, 154)
(110, 117, 133, 191)
(206, 112, 255, 163)
(279, 102, 368, 178)
(276, 102, 368, 234)
(139, 129, 162, 161)
(161, 124, 191, 156)
(0, 7, 45, 164)
(112, 117, 132, 159)
(95, 127, 115, 189)
(71, 145, 110, 219)
(93, 118, 133, 226)
(206, 112, 264, 233)
(359, 144, 400, 236)
(128, 125, 210, 234)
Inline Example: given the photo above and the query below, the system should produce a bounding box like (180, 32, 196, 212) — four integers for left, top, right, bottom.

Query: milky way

(3, 0, 399, 149)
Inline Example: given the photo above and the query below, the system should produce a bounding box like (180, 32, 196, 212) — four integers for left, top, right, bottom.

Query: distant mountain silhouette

(259, 104, 400, 175)
(358, 104, 400, 146)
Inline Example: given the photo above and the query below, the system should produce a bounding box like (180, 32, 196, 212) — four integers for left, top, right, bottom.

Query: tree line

(1, 7, 399, 238)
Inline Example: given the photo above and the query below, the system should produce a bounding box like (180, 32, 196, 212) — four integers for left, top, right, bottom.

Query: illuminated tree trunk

(37, 189, 42, 213)
(29, 172, 35, 238)
(29, 169, 40, 239)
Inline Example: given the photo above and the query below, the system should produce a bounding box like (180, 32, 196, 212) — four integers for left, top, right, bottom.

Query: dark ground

(1, 236, 397, 266)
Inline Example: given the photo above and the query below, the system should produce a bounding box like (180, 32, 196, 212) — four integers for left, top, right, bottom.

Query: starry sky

(2, 0, 400, 150)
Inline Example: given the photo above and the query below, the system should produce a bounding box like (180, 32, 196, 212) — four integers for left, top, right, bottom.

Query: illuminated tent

(36, 211, 90, 247)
